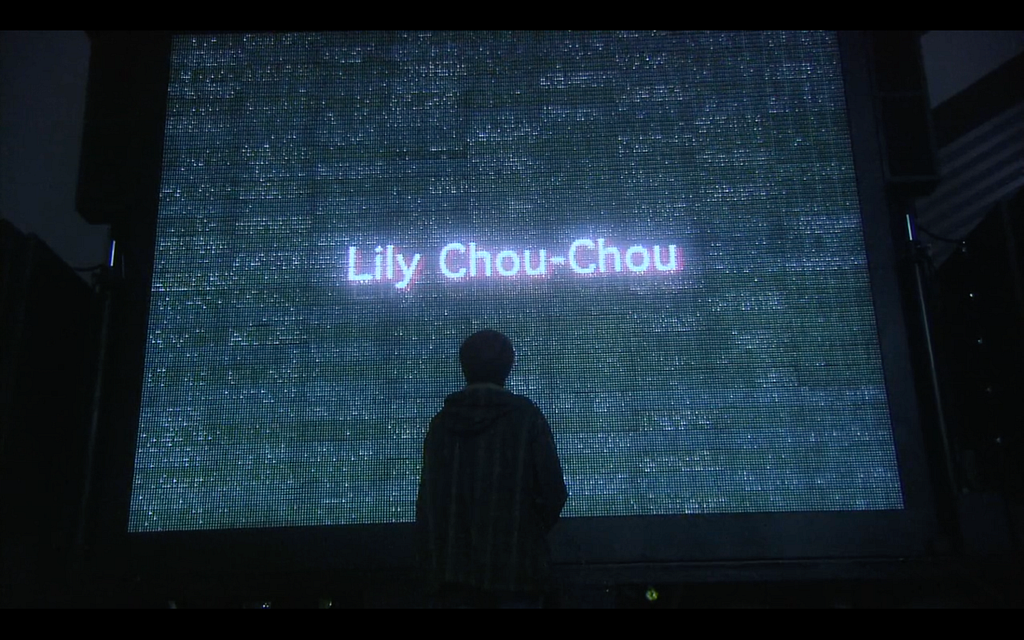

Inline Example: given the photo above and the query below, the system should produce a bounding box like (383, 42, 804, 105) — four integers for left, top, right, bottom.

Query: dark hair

(459, 330, 515, 386)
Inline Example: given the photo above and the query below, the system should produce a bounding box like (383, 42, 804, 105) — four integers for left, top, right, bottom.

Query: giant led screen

(129, 31, 904, 532)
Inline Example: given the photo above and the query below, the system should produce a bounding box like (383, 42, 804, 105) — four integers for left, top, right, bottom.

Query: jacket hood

(438, 383, 524, 435)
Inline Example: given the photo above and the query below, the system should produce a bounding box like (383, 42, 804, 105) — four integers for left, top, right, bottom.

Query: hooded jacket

(416, 383, 567, 593)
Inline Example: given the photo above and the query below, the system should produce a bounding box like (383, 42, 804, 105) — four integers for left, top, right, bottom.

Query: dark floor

(8, 554, 1015, 608)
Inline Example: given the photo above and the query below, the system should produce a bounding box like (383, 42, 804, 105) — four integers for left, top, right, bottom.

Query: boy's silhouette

(416, 329, 567, 608)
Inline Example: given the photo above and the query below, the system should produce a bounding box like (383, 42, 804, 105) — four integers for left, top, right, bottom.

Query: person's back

(416, 330, 567, 607)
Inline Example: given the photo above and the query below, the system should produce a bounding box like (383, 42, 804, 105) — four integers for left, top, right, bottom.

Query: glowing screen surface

(129, 31, 904, 532)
